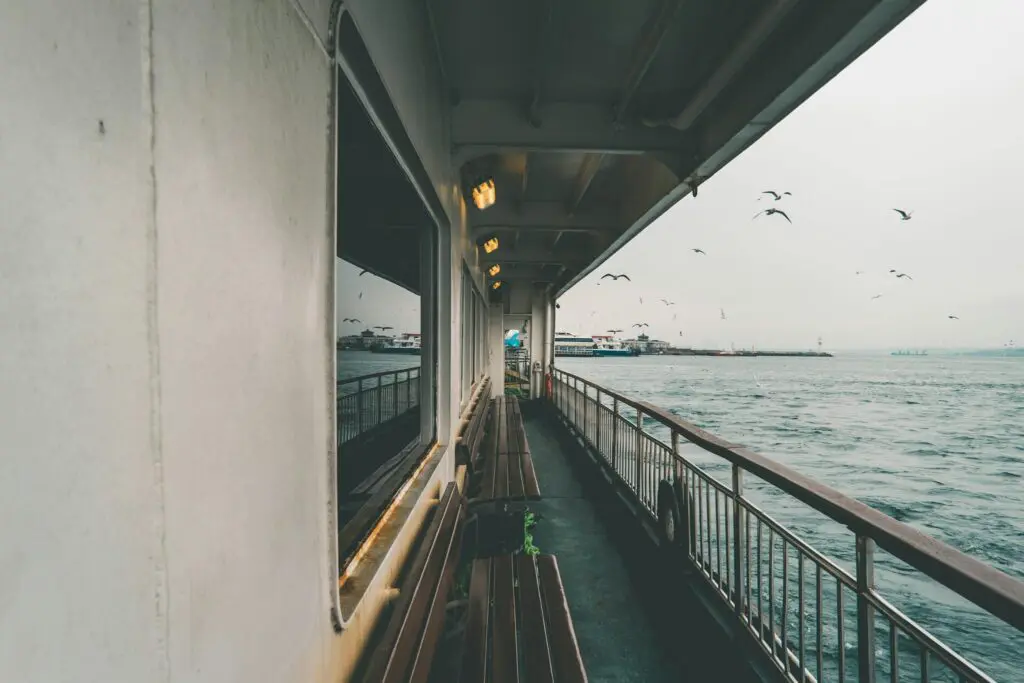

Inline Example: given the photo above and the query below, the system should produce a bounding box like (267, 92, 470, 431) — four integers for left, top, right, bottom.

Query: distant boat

(554, 333, 638, 358)
(891, 349, 927, 356)
(371, 334, 421, 355)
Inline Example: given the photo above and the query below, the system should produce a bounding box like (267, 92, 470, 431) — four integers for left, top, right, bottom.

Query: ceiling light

(481, 236, 499, 254)
(487, 264, 501, 277)
(471, 177, 496, 210)
(491, 281, 502, 290)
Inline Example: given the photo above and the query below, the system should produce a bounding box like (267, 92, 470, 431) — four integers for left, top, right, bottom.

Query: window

(460, 265, 487, 404)
(333, 38, 439, 594)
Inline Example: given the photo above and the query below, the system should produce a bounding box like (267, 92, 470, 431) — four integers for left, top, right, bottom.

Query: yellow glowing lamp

(482, 237, 499, 254)
(491, 281, 502, 290)
(472, 178, 496, 210)
(487, 264, 501, 277)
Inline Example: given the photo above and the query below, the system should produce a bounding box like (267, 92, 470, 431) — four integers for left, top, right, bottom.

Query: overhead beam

(470, 200, 621, 238)
(527, 0, 558, 127)
(480, 245, 590, 266)
(452, 99, 691, 166)
(613, 0, 686, 124)
(671, 0, 801, 130)
(567, 153, 605, 214)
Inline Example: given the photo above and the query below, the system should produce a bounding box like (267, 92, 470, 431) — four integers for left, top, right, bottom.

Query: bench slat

(507, 400, 527, 498)
(362, 483, 461, 683)
(408, 504, 466, 683)
(537, 555, 588, 683)
(516, 555, 555, 683)
(512, 398, 541, 498)
(491, 554, 519, 683)
(459, 559, 492, 683)
(495, 452, 510, 499)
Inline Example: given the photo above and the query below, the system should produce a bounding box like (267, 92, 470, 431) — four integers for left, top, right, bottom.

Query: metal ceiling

(432, 0, 928, 295)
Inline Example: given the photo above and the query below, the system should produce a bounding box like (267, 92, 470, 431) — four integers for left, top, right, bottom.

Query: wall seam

(141, 0, 171, 680)
(285, 0, 330, 60)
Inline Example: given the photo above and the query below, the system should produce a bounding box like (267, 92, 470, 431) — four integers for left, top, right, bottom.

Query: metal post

(635, 407, 643, 494)
(357, 379, 364, 435)
(376, 376, 382, 427)
(611, 397, 619, 473)
(856, 535, 877, 683)
(732, 464, 745, 619)
(392, 370, 398, 419)
(406, 370, 411, 410)
(595, 388, 602, 454)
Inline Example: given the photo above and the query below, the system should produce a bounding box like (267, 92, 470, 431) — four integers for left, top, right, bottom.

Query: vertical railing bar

(612, 397, 619, 473)
(856, 535, 877, 683)
(635, 407, 643, 496)
(838, 581, 846, 683)
(733, 465, 744, 618)
(715, 488, 722, 589)
(698, 476, 705, 569)
(596, 388, 602, 454)
(705, 475, 712, 573)
(919, 644, 928, 683)
(725, 492, 731, 598)
(782, 541, 789, 669)
(769, 527, 776, 658)
(757, 519, 764, 641)
(816, 564, 823, 683)
(357, 379, 364, 435)
(889, 618, 898, 683)
(392, 370, 398, 418)
(376, 376, 382, 427)
(745, 502, 752, 621)
(798, 553, 805, 682)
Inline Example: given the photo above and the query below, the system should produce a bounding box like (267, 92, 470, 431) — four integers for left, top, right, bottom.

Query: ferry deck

(3, 1, 1023, 682)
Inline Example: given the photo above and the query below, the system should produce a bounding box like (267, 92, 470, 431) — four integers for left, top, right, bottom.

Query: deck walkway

(523, 409, 679, 683)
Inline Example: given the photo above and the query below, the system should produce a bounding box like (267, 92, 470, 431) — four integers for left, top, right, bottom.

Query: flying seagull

(720, 308, 727, 320)
(342, 317, 362, 323)
(753, 208, 792, 223)
(855, 271, 865, 276)
(692, 248, 707, 255)
(373, 325, 394, 331)
(607, 329, 623, 334)
(660, 299, 676, 306)
(892, 209, 913, 221)
(601, 273, 631, 281)
(632, 323, 649, 328)
(760, 190, 792, 201)
(870, 294, 883, 300)
(948, 315, 960, 320)
(358, 292, 363, 299)
(895, 273, 913, 280)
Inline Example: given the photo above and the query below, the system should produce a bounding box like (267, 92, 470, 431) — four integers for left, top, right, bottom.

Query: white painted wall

(0, 3, 161, 680)
(488, 304, 506, 397)
(0, 2, 341, 681)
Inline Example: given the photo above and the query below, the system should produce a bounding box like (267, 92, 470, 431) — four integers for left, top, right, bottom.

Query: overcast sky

(341, 0, 1024, 350)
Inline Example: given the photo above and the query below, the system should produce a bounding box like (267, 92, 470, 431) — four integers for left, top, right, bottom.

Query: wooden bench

(474, 396, 541, 502)
(359, 481, 465, 683)
(460, 553, 588, 683)
(456, 377, 491, 469)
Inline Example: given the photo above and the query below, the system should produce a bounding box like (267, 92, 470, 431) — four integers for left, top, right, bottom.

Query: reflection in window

(336, 257, 423, 561)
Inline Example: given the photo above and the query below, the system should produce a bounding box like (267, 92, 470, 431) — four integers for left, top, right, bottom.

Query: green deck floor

(524, 412, 680, 683)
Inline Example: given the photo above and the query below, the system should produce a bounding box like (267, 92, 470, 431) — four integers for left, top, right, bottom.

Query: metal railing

(337, 367, 420, 445)
(550, 368, 1024, 683)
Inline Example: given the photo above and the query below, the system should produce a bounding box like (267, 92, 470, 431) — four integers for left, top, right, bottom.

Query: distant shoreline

(660, 348, 832, 358)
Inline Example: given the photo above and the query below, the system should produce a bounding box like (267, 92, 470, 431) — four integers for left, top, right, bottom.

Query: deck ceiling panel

(421, 0, 928, 290)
